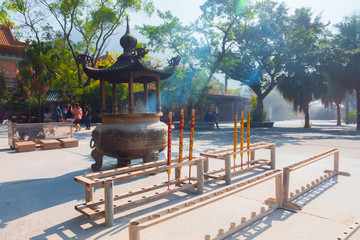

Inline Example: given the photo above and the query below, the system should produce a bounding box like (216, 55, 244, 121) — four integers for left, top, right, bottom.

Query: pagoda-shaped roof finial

(120, 16, 137, 56)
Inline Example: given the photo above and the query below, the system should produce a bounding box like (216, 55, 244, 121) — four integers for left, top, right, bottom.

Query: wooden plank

(230, 162, 270, 177)
(83, 179, 185, 208)
(83, 156, 193, 179)
(101, 160, 200, 182)
(287, 172, 336, 203)
(210, 204, 279, 240)
(81, 159, 202, 187)
(74, 158, 205, 219)
(200, 143, 268, 158)
(224, 144, 273, 158)
(204, 161, 270, 180)
(250, 159, 270, 165)
(287, 149, 338, 171)
(204, 173, 224, 180)
(15, 141, 36, 152)
(40, 139, 60, 150)
(74, 176, 97, 187)
(130, 170, 282, 227)
(200, 143, 273, 159)
(336, 218, 360, 240)
(75, 204, 102, 218)
(200, 142, 274, 160)
(59, 138, 78, 148)
(75, 181, 196, 218)
(200, 149, 233, 158)
(84, 160, 169, 179)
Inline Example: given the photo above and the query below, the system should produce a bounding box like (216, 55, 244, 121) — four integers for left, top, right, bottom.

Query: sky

(148, 0, 359, 27)
(114, 0, 359, 89)
(107, 0, 360, 54)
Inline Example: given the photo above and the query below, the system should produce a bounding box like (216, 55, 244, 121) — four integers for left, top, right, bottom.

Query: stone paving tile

(0, 120, 359, 240)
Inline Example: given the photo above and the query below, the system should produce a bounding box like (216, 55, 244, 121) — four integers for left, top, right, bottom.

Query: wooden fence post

(104, 180, 114, 227)
(85, 186, 93, 203)
(282, 167, 290, 203)
(225, 155, 231, 185)
(270, 144, 276, 169)
(197, 159, 204, 194)
(129, 222, 140, 240)
(334, 151, 339, 174)
(275, 173, 283, 207)
(204, 157, 209, 173)
(250, 150, 255, 161)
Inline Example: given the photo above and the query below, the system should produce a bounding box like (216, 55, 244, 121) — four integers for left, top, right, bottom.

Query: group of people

(55, 103, 92, 132)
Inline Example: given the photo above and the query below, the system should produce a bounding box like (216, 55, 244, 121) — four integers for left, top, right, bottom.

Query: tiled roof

(83, 57, 177, 83)
(46, 92, 64, 102)
(0, 25, 27, 53)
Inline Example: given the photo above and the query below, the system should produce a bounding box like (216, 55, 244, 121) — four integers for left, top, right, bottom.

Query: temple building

(0, 25, 27, 94)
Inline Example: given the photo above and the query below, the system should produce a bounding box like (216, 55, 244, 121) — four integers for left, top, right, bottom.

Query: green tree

(1, 0, 48, 46)
(196, 0, 251, 88)
(18, 41, 57, 122)
(138, 1, 252, 113)
(278, 8, 328, 128)
(0, 74, 11, 101)
(224, 0, 290, 122)
(138, 10, 200, 74)
(318, 39, 347, 126)
(336, 13, 360, 130)
(2, 0, 154, 88)
(39, 0, 154, 86)
(50, 37, 82, 103)
(137, 10, 203, 114)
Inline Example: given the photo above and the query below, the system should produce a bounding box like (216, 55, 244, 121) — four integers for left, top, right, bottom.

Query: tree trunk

(254, 96, 264, 122)
(356, 88, 360, 130)
(304, 104, 310, 128)
(225, 74, 228, 93)
(336, 102, 341, 126)
(38, 94, 42, 123)
(345, 92, 349, 124)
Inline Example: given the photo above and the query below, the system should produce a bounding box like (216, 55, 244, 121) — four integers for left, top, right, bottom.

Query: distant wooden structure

(0, 25, 28, 94)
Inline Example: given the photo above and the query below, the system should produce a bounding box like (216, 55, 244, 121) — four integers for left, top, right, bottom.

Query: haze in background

(109, 0, 358, 87)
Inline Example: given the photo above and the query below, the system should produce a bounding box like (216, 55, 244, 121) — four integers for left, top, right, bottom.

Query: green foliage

(51, 38, 83, 102)
(250, 95, 257, 112)
(249, 95, 268, 122)
(73, 0, 154, 67)
(0, 4, 13, 27)
(277, 7, 328, 127)
(0, 0, 357, 127)
(335, 13, 360, 129)
(2, 0, 154, 87)
(224, 0, 290, 122)
(18, 41, 57, 96)
(345, 110, 357, 124)
(318, 37, 347, 114)
(0, 74, 11, 100)
(138, 0, 253, 115)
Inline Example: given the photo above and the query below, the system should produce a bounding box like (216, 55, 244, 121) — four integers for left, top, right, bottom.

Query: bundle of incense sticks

(167, 111, 172, 190)
(178, 109, 184, 186)
(189, 109, 195, 183)
(234, 113, 238, 171)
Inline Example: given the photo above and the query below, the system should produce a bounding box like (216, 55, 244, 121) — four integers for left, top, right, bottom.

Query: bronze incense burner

(80, 19, 180, 171)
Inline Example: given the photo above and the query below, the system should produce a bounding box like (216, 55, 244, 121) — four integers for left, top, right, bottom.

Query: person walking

(55, 105, 62, 122)
(62, 108, 68, 121)
(67, 104, 73, 119)
(84, 104, 92, 130)
(212, 111, 219, 129)
(71, 103, 83, 132)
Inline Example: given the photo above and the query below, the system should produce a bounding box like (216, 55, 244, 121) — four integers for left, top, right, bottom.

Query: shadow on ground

(225, 176, 339, 239)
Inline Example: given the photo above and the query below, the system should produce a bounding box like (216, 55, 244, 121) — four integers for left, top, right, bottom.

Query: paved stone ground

(0, 120, 359, 240)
